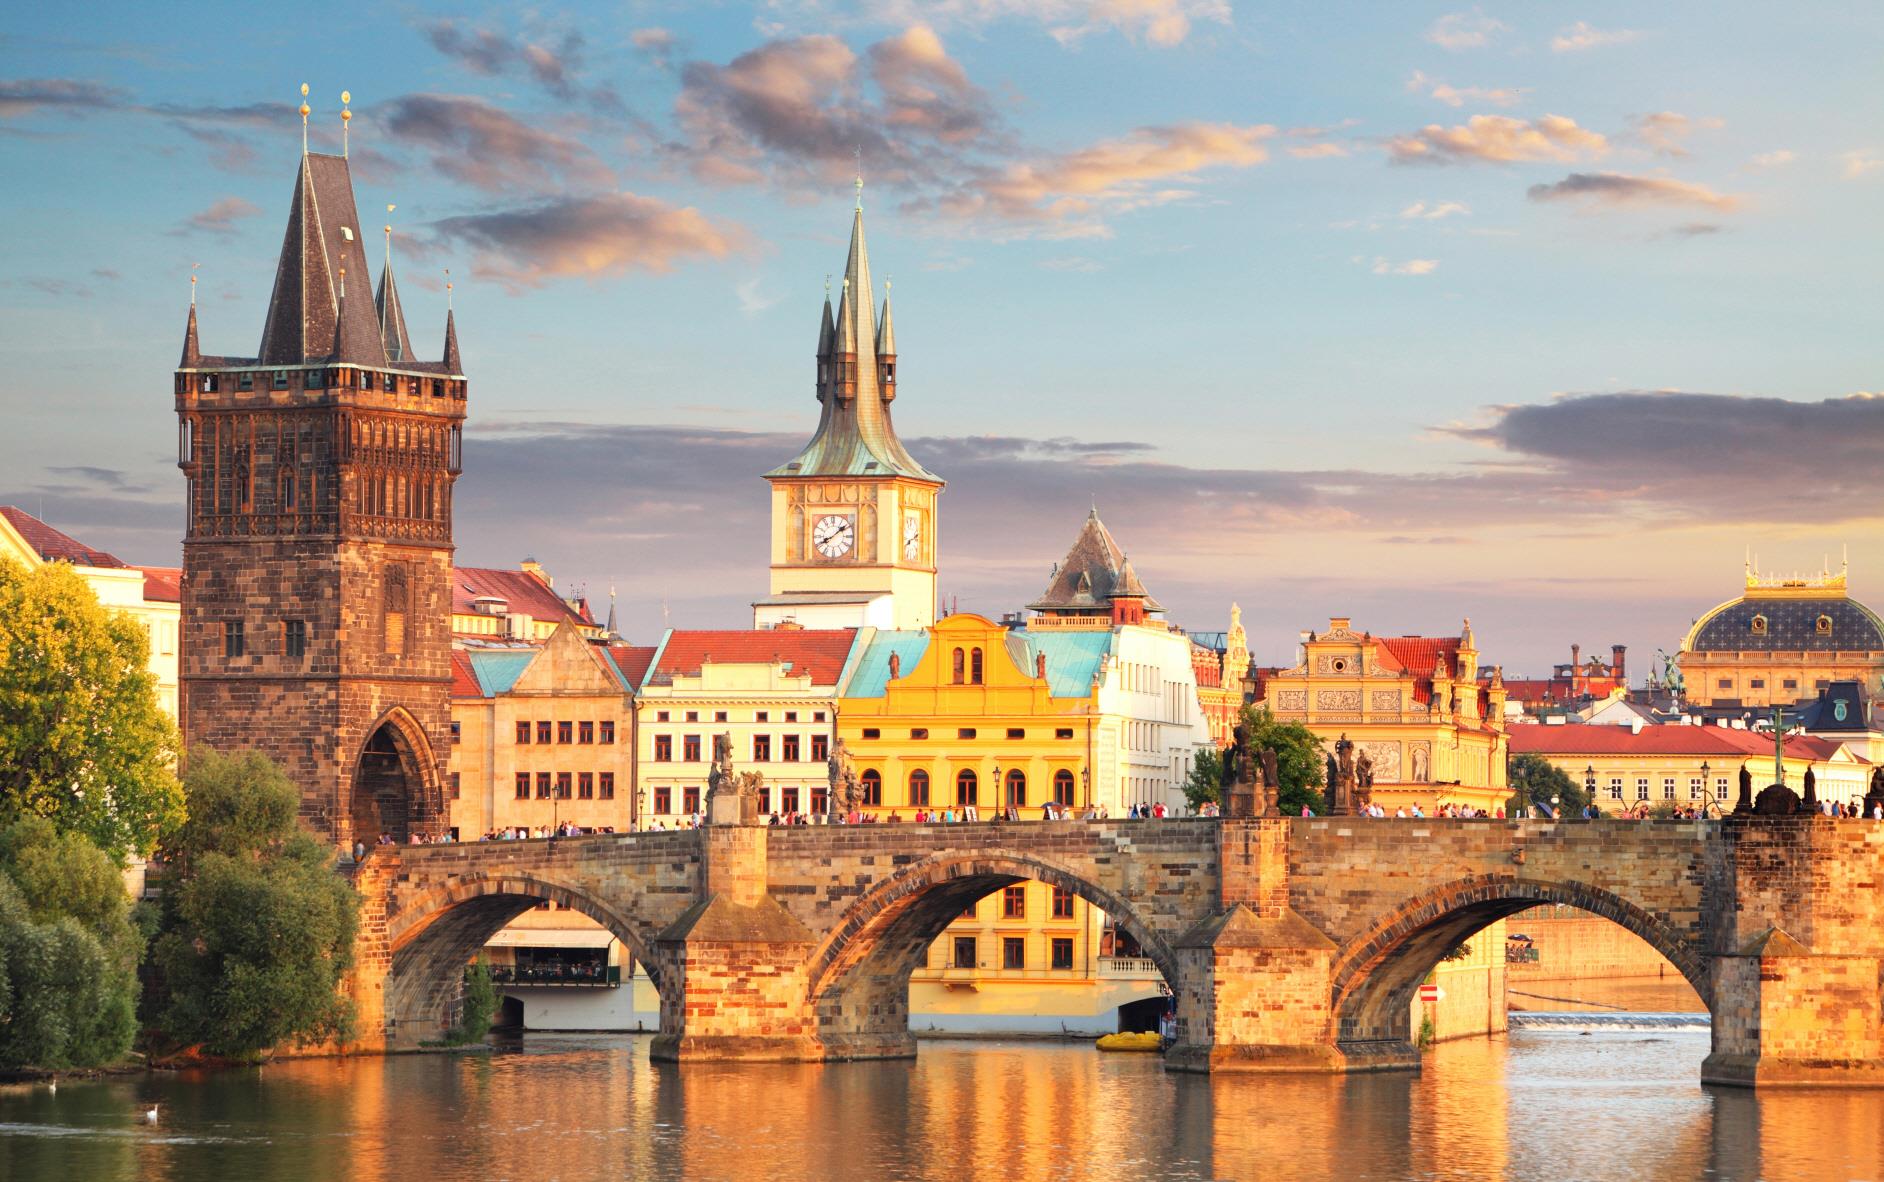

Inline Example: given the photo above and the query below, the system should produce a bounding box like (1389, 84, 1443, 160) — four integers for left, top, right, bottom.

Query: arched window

(1005, 768, 1027, 807)
(1053, 770, 1076, 807)
(955, 769, 978, 806)
(952, 648, 965, 684)
(908, 769, 930, 807)
(970, 647, 984, 684)
(861, 769, 882, 807)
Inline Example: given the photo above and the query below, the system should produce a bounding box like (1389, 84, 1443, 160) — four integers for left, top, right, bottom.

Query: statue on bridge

(1865, 767, 1884, 819)
(1328, 733, 1359, 815)
(1220, 725, 1278, 818)
(827, 736, 862, 819)
(706, 732, 762, 825)
(1354, 746, 1375, 813)
(1734, 765, 1754, 815)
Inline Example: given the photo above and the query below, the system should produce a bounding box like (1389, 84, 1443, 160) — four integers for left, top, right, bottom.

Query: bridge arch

(806, 848, 1179, 1058)
(383, 868, 666, 1042)
(1329, 874, 1710, 1054)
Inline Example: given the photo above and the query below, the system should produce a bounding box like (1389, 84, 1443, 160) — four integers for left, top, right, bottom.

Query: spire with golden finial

(190, 261, 199, 307)
(341, 90, 351, 158)
(299, 83, 310, 155)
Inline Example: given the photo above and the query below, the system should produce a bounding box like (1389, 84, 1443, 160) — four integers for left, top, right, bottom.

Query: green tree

(0, 816, 142, 1068)
(1505, 753, 1587, 818)
(447, 955, 496, 1046)
(1182, 707, 1327, 816)
(155, 750, 359, 1059)
(0, 558, 183, 860)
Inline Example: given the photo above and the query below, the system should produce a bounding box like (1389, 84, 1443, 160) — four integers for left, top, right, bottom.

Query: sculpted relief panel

(1408, 741, 1432, 783)
(1274, 690, 1308, 713)
(1316, 689, 1362, 711)
(1359, 741, 1402, 784)
(1369, 690, 1400, 713)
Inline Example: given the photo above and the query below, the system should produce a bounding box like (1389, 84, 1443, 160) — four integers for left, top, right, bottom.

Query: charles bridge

(348, 815, 1884, 1087)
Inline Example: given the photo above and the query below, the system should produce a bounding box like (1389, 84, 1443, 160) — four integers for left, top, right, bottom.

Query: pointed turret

(1109, 555, 1150, 626)
(257, 153, 383, 366)
(329, 268, 384, 366)
(442, 309, 462, 374)
(814, 290, 835, 400)
(375, 258, 415, 363)
(876, 289, 897, 401)
(1031, 507, 1164, 621)
(180, 303, 202, 368)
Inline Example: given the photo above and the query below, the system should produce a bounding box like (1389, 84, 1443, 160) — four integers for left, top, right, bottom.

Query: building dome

(1683, 593, 1884, 653)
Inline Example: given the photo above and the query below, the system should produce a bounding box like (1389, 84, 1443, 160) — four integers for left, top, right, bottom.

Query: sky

(2, 1, 1882, 675)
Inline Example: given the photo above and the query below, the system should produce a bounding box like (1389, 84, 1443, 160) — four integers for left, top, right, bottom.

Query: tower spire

(299, 83, 309, 156)
(180, 300, 202, 368)
(376, 205, 413, 362)
(341, 89, 351, 158)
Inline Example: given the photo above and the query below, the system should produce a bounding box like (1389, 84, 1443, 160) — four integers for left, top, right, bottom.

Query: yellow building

(0, 505, 180, 719)
(753, 192, 944, 632)
(451, 561, 602, 644)
(1255, 616, 1510, 813)
(1676, 557, 1884, 711)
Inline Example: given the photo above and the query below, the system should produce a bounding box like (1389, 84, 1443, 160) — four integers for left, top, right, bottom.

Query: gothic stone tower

(754, 189, 944, 630)
(175, 146, 466, 846)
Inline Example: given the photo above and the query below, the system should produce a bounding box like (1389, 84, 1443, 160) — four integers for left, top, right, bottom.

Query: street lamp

(1700, 760, 1710, 813)
(636, 787, 647, 832)
(1584, 765, 1596, 814)
(992, 764, 1002, 819)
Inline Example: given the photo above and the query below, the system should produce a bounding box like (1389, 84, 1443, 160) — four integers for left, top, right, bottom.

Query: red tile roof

(140, 566, 182, 603)
(607, 644, 658, 690)
(1, 506, 127, 568)
(449, 650, 483, 698)
(647, 629, 857, 688)
(1378, 636, 1459, 679)
(1507, 725, 1862, 763)
(452, 566, 595, 629)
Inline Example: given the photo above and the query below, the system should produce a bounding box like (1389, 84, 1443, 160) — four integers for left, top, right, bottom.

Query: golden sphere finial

(342, 108, 352, 122)
(299, 103, 311, 117)
(300, 82, 309, 98)
(341, 89, 351, 105)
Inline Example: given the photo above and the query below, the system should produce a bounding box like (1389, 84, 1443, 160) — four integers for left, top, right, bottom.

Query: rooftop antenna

(190, 262, 199, 306)
(340, 90, 352, 158)
(299, 83, 310, 155)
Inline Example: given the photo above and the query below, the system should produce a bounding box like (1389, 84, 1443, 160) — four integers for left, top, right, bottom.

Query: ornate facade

(1676, 559, 1884, 712)
(175, 142, 466, 845)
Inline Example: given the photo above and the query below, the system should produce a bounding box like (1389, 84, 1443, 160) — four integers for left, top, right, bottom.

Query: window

(952, 648, 965, 684)
(683, 786, 700, 814)
(1715, 777, 1729, 801)
(812, 786, 829, 814)
(236, 371, 254, 390)
(654, 735, 673, 761)
(1051, 887, 1077, 920)
(1662, 777, 1676, 800)
(558, 721, 574, 744)
(715, 711, 729, 723)
(284, 619, 306, 659)
(1055, 728, 1074, 740)
(537, 721, 553, 745)
(971, 648, 984, 684)
(811, 734, 830, 761)
(1006, 728, 1025, 740)
(600, 721, 615, 744)
(815, 711, 827, 722)
(224, 620, 244, 658)
(1002, 938, 1025, 970)
(952, 936, 977, 969)
(1750, 679, 1765, 690)
(861, 769, 882, 806)
(756, 711, 770, 722)
(517, 721, 532, 745)
(657, 711, 671, 722)
(599, 772, 615, 800)
(1688, 777, 1704, 799)
(1001, 768, 1028, 807)
(759, 787, 772, 814)
(450, 721, 461, 744)
(1750, 615, 1768, 635)
(1002, 885, 1026, 918)
(1053, 770, 1076, 807)
(685, 711, 699, 723)
(753, 734, 772, 761)
(1783, 679, 1798, 690)
(782, 786, 799, 814)
(786, 712, 798, 722)
(382, 565, 407, 656)
(1635, 778, 1650, 801)
(782, 734, 801, 761)
(909, 769, 930, 806)
(655, 786, 672, 814)
(910, 728, 930, 740)
(579, 721, 595, 744)
(862, 728, 881, 740)
(272, 370, 289, 389)
(1608, 777, 1624, 801)
(956, 769, 978, 806)
(537, 772, 552, 799)
(683, 735, 701, 762)
(958, 728, 977, 740)
(1051, 938, 1074, 971)
(1718, 679, 1733, 690)
(1817, 614, 1834, 635)
(514, 773, 530, 800)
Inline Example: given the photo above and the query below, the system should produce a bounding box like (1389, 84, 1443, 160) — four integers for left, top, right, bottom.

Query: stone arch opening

(1329, 876, 1710, 1062)
(349, 709, 436, 846)
(805, 850, 1179, 1060)
(384, 871, 666, 1045)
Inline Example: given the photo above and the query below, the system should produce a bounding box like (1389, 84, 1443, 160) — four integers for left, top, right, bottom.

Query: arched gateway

(351, 817, 1884, 1089)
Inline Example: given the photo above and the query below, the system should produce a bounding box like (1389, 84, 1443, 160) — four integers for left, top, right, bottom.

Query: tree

(155, 750, 360, 1059)
(1506, 753, 1587, 818)
(1182, 707, 1327, 816)
(447, 956, 496, 1046)
(0, 815, 143, 1068)
(0, 558, 183, 860)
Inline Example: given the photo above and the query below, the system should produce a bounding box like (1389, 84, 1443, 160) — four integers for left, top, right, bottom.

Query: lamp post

(636, 786, 647, 832)
(1584, 765, 1595, 815)
(992, 764, 1002, 818)
(1700, 760, 1710, 814)
(1081, 766, 1091, 812)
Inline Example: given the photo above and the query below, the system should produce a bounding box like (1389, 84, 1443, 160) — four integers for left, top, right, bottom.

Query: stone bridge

(347, 817, 1884, 1087)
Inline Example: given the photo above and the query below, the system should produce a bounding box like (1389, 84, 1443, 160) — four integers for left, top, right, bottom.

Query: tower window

(1750, 614, 1768, 635)
(224, 620, 244, 659)
(952, 648, 965, 684)
(237, 372, 254, 391)
(273, 371, 289, 389)
(383, 565, 409, 656)
(970, 648, 984, 684)
(283, 619, 306, 659)
(383, 373, 396, 392)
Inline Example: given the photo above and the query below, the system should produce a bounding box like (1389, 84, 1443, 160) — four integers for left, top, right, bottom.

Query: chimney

(1570, 643, 1581, 694)
(888, 652, 901, 679)
(1612, 644, 1626, 683)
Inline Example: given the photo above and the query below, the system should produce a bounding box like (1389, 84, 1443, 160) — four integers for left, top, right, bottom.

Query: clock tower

(755, 188, 943, 630)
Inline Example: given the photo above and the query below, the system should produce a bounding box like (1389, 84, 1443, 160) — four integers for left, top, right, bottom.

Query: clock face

(903, 512, 921, 560)
(812, 514, 855, 558)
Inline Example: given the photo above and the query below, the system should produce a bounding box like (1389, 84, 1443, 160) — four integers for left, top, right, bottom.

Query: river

(3, 1026, 1880, 1181)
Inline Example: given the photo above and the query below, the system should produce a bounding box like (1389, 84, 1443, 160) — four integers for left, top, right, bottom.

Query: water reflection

(4, 1030, 1883, 1181)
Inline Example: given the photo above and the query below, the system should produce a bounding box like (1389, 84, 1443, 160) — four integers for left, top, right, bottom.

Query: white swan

(143, 1104, 159, 1124)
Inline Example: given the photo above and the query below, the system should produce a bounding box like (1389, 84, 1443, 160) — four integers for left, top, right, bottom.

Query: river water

(3, 1028, 1881, 1182)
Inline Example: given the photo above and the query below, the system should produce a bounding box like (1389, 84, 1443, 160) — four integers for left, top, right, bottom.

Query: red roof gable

(449, 650, 483, 698)
(607, 644, 658, 690)
(1, 506, 127, 568)
(1378, 636, 1460, 679)
(647, 629, 856, 688)
(140, 566, 182, 603)
(452, 566, 595, 629)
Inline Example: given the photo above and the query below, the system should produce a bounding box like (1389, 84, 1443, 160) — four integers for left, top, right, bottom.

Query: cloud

(868, 25, 993, 143)
(1399, 200, 1470, 219)
(1370, 257, 1438, 276)
(1405, 71, 1526, 109)
(1289, 142, 1349, 159)
(1388, 114, 1609, 165)
(1842, 149, 1884, 179)
(1039, 0, 1233, 48)
(929, 121, 1272, 236)
(1526, 172, 1739, 211)
(1426, 10, 1507, 51)
(421, 19, 624, 114)
(378, 94, 610, 193)
(1749, 149, 1794, 168)
(1633, 111, 1720, 158)
(173, 196, 262, 237)
(1038, 255, 1104, 272)
(1660, 222, 1724, 239)
(632, 27, 679, 69)
(1551, 21, 1644, 52)
(736, 276, 783, 315)
(13, 277, 95, 299)
(427, 192, 747, 290)
(46, 466, 149, 493)
(0, 77, 128, 118)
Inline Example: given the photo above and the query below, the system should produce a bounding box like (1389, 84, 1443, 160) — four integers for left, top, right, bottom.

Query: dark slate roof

(375, 258, 415, 363)
(1687, 595, 1884, 653)
(1799, 681, 1872, 731)
(1029, 509, 1164, 613)
(0, 506, 126, 567)
(257, 152, 387, 368)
